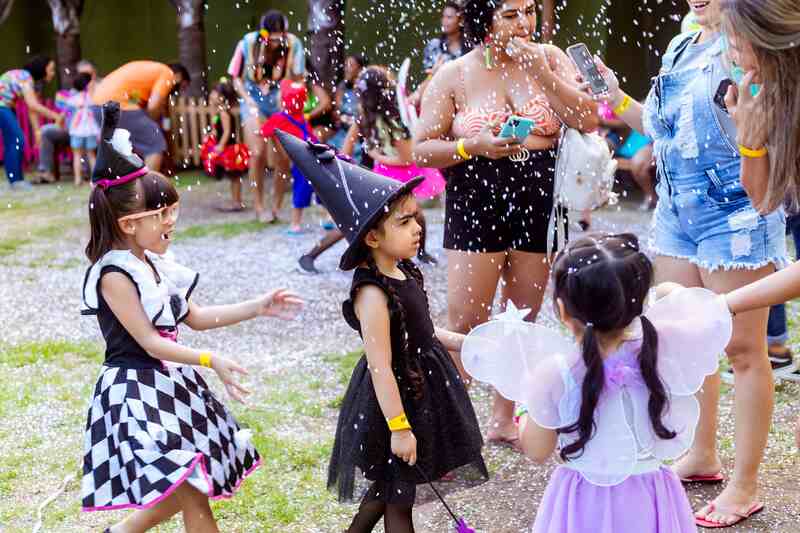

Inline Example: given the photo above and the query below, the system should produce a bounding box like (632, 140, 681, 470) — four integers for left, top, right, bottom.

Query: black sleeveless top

(342, 262, 436, 371)
(96, 266, 165, 369)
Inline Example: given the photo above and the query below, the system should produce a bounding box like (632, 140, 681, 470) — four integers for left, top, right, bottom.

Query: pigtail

(86, 185, 126, 264)
(558, 323, 605, 461)
(365, 254, 425, 400)
(638, 315, 677, 440)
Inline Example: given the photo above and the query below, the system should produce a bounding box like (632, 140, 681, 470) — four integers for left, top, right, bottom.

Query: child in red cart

(201, 79, 250, 211)
(261, 78, 318, 235)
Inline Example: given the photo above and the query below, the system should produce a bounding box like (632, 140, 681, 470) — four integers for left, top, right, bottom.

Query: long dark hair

(212, 79, 238, 109)
(86, 172, 179, 264)
(462, 0, 500, 47)
(360, 193, 425, 399)
(552, 233, 676, 461)
(23, 55, 52, 82)
(354, 66, 403, 150)
(254, 9, 289, 82)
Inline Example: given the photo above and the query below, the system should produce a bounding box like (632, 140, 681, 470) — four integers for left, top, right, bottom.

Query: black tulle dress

(327, 262, 488, 504)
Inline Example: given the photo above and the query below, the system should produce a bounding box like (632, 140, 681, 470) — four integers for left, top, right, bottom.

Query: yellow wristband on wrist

(613, 94, 632, 116)
(199, 352, 213, 368)
(456, 138, 472, 160)
(738, 144, 768, 158)
(387, 413, 412, 432)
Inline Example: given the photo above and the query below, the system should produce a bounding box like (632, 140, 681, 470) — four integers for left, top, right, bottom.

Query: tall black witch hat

(91, 101, 148, 188)
(275, 130, 423, 270)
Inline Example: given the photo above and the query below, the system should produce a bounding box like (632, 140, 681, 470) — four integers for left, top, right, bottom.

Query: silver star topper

(493, 300, 532, 322)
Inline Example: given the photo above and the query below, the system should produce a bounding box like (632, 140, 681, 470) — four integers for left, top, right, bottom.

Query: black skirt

(327, 344, 488, 504)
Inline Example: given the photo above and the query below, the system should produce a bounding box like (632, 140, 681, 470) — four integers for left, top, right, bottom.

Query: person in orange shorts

(91, 61, 189, 171)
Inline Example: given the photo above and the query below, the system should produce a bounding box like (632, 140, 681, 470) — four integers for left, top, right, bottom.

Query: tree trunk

(307, 0, 346, 94)
(169, 0, 207, 98)
(0, 0, 14, 26)
(47, 0, 83, 89)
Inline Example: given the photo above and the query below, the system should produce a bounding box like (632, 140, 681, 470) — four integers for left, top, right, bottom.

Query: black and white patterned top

(81, 250, 198, 368)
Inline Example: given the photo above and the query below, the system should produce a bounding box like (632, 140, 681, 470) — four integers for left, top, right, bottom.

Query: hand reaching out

(257, 289, 304, 320)
(212, 356, 250, 404)
(575, 55, 621, 104)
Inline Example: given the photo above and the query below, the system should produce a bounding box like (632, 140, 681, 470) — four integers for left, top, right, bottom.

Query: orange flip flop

(695, 501, 764, 529)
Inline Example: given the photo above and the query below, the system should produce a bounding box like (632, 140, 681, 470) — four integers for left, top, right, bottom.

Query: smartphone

(567, 43, 609, 95)
(714, 79, 734, 114)
(498, 116, 536, 139)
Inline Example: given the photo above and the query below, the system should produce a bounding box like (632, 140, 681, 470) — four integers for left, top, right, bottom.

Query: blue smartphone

(498, 115, 536, 139)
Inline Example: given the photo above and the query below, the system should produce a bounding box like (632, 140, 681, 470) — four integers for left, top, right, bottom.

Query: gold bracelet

(613, 94, 632, 116)
(198, 352, 213, 368)
(738, 144, 768, 158)
(456, 138, 472, 160)
(387, 413, 412, 432)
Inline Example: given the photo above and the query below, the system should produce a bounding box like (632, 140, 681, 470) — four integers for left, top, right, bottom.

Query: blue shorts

(292, 165, 316, 209)
(239, 80, 280, 123)
(650, 163, 787, 272)
(70, 135, 97, 150)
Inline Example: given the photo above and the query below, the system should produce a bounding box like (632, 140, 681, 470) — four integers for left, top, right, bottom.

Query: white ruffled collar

(81, 249, 198, 328)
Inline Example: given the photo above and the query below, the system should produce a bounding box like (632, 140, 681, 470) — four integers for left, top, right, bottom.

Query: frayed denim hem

(648, 247, 789, 274)
(767, 333, 789, 345)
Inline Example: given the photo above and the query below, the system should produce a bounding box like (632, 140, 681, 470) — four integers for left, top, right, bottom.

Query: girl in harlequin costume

(275, 131, 487, 532)
(81, 102, 303, 532)
(200, 79, 250, 212)
(355, 66, 444, 264)
(461, 233, 734, 533)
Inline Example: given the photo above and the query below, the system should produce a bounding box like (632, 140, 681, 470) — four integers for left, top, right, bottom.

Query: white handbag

(547, 127, 618, 251)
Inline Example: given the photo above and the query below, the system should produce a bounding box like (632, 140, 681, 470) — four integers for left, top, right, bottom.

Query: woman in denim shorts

(228, 9, 305, 223)
(584, 1, 786, 527)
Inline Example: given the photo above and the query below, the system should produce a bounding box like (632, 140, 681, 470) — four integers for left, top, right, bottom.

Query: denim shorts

(239, 80, 280, 123)
(650, 163, 787, 272)
(70, 135, 97, 150)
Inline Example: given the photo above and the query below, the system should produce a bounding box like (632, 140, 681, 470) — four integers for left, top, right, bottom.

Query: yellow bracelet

(613, 94, 632, 116)
(198, 352, 213, 368)
(387, 413, 412, 432)
(738, 144, 768, 158)
(456, 138, 472, 160)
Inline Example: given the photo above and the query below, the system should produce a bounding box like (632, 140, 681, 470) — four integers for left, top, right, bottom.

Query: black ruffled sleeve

(341, 268, 391, 333)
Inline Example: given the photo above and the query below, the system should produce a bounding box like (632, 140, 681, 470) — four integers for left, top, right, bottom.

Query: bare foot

(695, 481, 762, 526)
(671, 451, 722, 480)
(486, 418, 519, 444)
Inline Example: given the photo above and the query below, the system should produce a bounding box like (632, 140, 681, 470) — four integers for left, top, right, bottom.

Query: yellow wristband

(198, 352, 213, 368)
(613, 94, 632, 116)
(387, 413, 412, 432)
(456, 138, 472, 160)
(738, 144, 768, 158)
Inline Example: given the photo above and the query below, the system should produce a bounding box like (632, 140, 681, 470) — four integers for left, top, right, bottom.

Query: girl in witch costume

(275, 131, 487, 532)
(81, 102, 303, 532)
(461, 233, 734, 533)
(355, 66, 444, 265)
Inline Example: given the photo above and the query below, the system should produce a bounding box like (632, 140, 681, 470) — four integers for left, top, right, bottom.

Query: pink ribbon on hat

(95, 167, 149, 190)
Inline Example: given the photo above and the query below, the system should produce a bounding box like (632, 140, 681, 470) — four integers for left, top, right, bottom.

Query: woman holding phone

(412, 0, 597, 448)
(582, 0, 785, 527)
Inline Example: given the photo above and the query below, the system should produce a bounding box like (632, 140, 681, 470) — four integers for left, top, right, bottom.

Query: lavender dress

(461, 288, 733, 533)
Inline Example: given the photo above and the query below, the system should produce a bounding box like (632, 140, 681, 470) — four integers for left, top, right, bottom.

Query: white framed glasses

(118, 202, 180, 224)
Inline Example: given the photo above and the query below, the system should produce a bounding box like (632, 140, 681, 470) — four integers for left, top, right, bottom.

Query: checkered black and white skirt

(81, 364, 260, 511)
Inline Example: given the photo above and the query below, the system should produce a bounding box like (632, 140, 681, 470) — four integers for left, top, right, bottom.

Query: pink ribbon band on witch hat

(96, 167, 149, 189)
